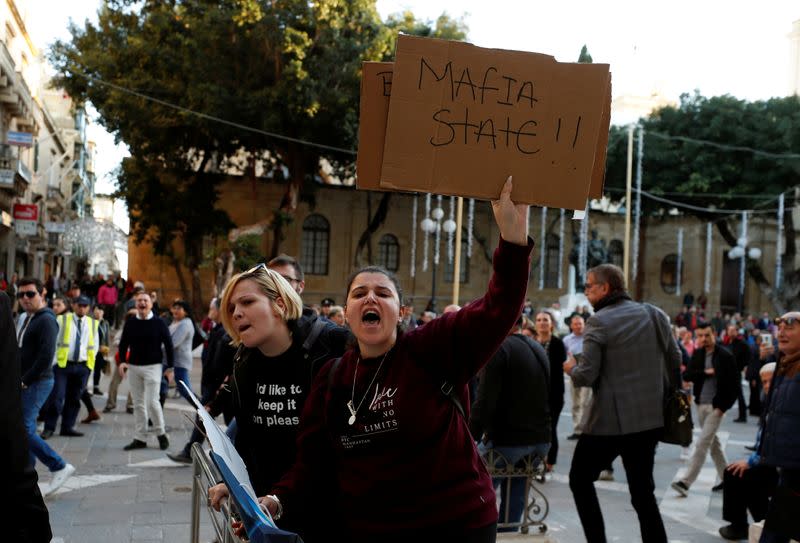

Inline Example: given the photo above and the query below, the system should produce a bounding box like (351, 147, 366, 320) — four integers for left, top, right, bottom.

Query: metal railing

(482, 449, 549, 534)
(190, 443, 244, 543)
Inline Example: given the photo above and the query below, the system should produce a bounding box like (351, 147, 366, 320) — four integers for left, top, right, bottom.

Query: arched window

(544, 233, 560, 288)
(444, 235, 470, 284)
(301, 214, 329, 275)
(608, 239, 624, 268)
(377, 234, 400, 272)
(660, 254, 683, 294)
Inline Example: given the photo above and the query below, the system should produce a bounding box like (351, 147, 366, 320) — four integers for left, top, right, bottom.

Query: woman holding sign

(261, 177, 533, 542)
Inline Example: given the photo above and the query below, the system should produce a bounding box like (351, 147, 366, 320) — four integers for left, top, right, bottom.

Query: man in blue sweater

(17, 277, 75, 495)
(118, 291, 174, 450)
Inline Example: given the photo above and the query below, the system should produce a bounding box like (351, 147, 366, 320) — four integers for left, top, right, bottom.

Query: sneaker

(102, 406, 114, 413)
(712, 481, 724, 492)
(167, 450, 192, 464)
(158, 434, 170, 450)
(126, 407, 134, 414)
(47, 463, 76, 496)
(719, 523, 748, 540)
(598, 469, 614, 481)
(567, 433, 580, 440)
(92, 387, 103, 396)
(123, 439, 147, 451)
(59, 429, 85, 437)
(40, 429, 54, 440)
(733, 417, 747, 423)
(671, 480, 689, 497)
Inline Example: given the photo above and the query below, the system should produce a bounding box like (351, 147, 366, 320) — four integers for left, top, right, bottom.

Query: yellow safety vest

(56, 313, 97, 370)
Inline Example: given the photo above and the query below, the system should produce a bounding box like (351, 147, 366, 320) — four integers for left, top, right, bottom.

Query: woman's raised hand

(491, 176, 529, 246)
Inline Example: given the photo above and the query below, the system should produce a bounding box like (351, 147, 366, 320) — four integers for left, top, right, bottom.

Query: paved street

(39, 363, 762, 542)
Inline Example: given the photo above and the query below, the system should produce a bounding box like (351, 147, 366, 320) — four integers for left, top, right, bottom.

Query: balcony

(0, 144, 32, 196)
(0, 41, 35, 127)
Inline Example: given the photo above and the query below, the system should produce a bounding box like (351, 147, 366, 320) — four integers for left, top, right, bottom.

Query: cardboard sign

(356, 62, 394, 191)
(378, 35, 611, 209)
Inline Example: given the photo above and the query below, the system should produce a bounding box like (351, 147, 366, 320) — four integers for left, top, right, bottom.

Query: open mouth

(362, 310, 381, 325)
(238, 324, 251, 333)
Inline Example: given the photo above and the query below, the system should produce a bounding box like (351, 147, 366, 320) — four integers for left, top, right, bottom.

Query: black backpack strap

(440, 380, 466, 419)
(303, 318, 328, 353)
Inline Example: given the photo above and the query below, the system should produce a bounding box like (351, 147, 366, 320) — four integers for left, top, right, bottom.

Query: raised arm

(407, 177, 533, 384)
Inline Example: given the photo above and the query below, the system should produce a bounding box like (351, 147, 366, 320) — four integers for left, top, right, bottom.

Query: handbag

(644, 304, 694, 446)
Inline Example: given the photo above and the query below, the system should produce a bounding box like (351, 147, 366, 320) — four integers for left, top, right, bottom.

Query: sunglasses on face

(17, 291, 38, 299)
(775, 316, 800, 327)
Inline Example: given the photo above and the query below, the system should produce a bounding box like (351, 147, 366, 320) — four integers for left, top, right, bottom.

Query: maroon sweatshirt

(272, 237, 532, 535)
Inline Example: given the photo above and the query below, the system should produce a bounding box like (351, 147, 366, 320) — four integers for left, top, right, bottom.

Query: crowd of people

(6, 177, 800, 543)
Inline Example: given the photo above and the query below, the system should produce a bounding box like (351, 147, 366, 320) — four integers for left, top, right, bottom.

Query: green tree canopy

(49, 0, 467, 307)
(604, 93, 800, 311)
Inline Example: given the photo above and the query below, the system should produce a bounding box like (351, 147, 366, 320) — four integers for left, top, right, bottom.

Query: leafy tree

(604, 93, 800, 312)
(49, 0, 464, 308)
(578, 44, 592, 63)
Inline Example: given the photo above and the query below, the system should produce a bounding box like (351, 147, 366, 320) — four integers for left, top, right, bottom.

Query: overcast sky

(22, 0, 800, 199)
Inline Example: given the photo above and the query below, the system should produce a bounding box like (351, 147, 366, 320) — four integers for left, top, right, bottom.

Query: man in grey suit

(563, 264, 679, 543)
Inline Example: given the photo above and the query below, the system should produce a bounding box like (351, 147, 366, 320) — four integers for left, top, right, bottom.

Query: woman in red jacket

(262, 178, 532, 542)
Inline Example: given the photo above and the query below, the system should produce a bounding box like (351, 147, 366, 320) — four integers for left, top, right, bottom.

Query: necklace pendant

(347, 400, 356, 425)
(348, 414, 356, 426)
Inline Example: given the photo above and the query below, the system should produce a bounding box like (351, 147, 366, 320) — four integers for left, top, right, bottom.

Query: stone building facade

(128, 178, 785, 318)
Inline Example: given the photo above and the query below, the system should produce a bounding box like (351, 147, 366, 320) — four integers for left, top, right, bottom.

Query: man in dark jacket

(3, 289, 52, 541)
(17, 277, 76, 495)
(471, 319, 550, 531)
(722, 324, 752, 422)
(672, 322, 738, 496)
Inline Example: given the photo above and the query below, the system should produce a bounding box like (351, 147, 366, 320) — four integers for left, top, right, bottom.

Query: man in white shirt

(563, 313, 591, 440)
(42, 295, 97, 439)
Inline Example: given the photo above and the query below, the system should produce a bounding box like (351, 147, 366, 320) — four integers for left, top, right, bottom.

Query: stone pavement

(38, 363, 765, 542)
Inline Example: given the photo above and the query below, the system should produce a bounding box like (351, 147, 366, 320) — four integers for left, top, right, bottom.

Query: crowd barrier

(190, 443, 243, 543)
(483, 448, 550, 534)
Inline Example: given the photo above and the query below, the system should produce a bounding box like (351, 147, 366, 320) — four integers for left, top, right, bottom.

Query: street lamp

(727, 227, 761, 313)
(421, 204, 446, 312)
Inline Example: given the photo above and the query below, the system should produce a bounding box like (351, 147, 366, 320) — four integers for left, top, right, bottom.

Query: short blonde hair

(220, 266, 303, 346)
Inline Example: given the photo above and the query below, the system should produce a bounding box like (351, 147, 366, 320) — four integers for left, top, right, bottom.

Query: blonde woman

(207, 264, 348, 542)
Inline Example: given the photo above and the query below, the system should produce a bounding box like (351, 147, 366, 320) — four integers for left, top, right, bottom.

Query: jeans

(129, 364, 166, 441)
(45, 364, 90, 433)
(479, 441, 550, 532)
(569, 428, 666, 543)
(682, 404, 727, 487)
(173, 366, 194, 405)
(22, 379, 66, 471)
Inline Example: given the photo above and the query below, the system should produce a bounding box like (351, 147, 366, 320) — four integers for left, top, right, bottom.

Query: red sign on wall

(13, 203, 38, 221)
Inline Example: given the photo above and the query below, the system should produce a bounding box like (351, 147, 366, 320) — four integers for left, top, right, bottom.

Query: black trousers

(569, 428, 666, 543)
(547, 403, 563, 466)
(722, 464, 777, 526)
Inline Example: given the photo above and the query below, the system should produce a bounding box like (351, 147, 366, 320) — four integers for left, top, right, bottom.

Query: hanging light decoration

(444, 196, 456, 263)
(631, 126, 644, 282)
(410, 195, 418, 278)
(776, 193, 784, 290)
(557, 208, 565, 289)
(467, 198, 475, 258)
(676, 228, 684, 297)
(538, 207, 547, 290)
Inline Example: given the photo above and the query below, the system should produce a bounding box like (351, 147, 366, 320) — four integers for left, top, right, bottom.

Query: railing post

(190, 445, 202, 543)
